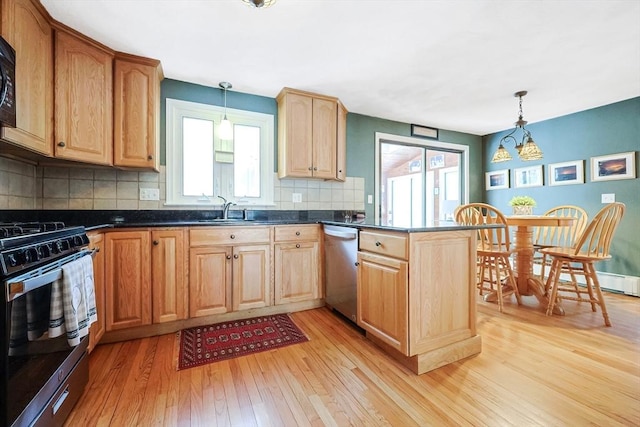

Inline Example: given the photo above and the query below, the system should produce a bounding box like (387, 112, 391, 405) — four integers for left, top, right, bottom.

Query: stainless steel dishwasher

(323, 225, 359, 323)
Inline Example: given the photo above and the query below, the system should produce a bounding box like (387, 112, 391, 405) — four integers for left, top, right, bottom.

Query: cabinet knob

(147, 154, 153, 160)
(153, 240, 159, 245)
(338, 170, 342, 173)
(295, 231, 301, 236)
(296, 243, 300, 248)
(308, 167, 313, 171)
(230, 234, 235, 239)
(57, 141, 66, 147)
(313, 167, 318, 171)
(375, 241, 382, 247)
(355, 261, 360, 267)
(233, 254, 239, 259)
(226, 255, 231, 260)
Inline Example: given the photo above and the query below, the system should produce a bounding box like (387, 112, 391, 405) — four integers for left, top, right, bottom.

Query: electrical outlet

(140, 188, 160, 201)
(601, 193, 615, 203)
(367, 195, 373, 204)
(292, 193, 302, 203)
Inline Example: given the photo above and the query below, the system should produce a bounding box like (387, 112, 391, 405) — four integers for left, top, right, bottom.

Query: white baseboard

(532, 264, 640, 297)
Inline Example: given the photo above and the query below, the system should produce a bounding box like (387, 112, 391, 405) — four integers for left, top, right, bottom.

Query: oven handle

(6, 249, 97, 302)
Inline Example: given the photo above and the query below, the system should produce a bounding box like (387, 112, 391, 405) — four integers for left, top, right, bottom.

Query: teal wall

(483, 97, 640, 277)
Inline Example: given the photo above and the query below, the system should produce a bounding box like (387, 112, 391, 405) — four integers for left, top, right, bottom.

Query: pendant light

(491, 91, 543, 163)
(219, 82, 233, 140)
(241, 0, 277, 8)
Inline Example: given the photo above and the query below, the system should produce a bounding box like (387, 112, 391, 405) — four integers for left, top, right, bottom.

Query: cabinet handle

(57, 141, 66, 147)
(233, 254, 239, 259)
(296, 243, 300, 248)
(230, 234, 235, 239)
(152, 240, 159, 246)
(226, 255, 231, 260)
(148, 155, 153, 160)
(375, 241, 382, 247)
(295, 231, 301, 236)
(355, 261, 360, 267)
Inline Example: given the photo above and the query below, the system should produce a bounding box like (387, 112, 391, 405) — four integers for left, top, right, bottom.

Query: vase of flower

(509, 196, 536, 215)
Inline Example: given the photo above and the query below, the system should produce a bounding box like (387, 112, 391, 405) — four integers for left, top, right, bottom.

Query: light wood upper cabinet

(113, 53, 163, 171)
(0, 0, 53, 156)
(87, 232, 105, 352)
(105, 230, 151, 331)
(336, 100, 348, 182)
(273, 224, 321, 304)
(54, 27, 113, 165)
(277, 87, 346, 180)
(151, 229, 188, 323)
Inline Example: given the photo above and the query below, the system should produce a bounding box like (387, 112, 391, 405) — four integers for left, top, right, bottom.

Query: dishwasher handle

(324, 228, 358, 240)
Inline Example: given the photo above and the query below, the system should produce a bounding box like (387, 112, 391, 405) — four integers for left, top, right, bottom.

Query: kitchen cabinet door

(336, 100, 348, 182)
(54, 27, 113, 165)
(189, 246, 232, 317)
(87, 232, 105, 352)
(274, 241, 320, 304)
(232, 244, 271, 311)
(113, 54, 163, 170)
(311, 97, 337, 179)
(151, 229, 188, 323)
(357, 251, 408, 354)
(0, 0, 53, 156)
(105, 231, 151, 331)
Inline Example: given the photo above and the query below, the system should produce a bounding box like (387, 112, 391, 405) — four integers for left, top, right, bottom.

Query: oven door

(3, 251, 91, 427)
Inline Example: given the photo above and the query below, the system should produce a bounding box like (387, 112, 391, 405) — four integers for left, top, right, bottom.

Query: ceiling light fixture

(241, 0, 277, 8)
(219, 81, 233, 140)
(491, 91, 543, 163)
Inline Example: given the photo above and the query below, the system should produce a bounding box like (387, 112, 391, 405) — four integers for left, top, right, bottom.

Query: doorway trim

(374, 132, 470, 224)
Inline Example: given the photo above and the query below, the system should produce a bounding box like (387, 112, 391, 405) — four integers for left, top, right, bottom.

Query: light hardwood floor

(66, 292, 640, 426)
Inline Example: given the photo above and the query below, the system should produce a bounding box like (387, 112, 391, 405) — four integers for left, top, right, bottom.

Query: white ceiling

(40, 0, 640, 136)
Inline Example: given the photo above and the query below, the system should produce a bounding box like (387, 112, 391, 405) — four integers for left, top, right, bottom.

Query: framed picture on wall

(485, 169, 509, 190)
(514, 165, 544, 188)
(590, 151, 636, 182)
(548, 160, 584, 186)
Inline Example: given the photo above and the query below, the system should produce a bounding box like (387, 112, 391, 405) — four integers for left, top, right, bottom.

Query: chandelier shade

(241, 0, 277, 8)
(491, 91, 543, 163)
(218, 81, 233, 140)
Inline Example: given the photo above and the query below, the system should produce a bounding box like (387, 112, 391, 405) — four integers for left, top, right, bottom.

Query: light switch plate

(367, 195, 373, 204)
(601, 193, 615, 203)
(140, 188, 160, 201)
(292, 193, 302, 203)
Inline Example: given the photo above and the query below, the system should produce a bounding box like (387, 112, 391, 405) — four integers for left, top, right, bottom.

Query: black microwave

(0, 36, 16, 128)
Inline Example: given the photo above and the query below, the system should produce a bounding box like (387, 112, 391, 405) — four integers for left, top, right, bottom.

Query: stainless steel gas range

(1, 222, 91, 427)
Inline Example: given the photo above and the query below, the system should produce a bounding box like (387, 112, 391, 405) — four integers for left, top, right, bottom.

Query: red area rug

(177, 313, 308, 370)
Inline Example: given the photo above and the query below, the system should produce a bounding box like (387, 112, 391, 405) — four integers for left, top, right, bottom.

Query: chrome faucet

(218, 196, 236, 219)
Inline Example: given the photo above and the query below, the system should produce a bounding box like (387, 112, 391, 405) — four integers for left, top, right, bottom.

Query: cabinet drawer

(359, 230, 408, 260)
(274, 224, 320, 242)
(190, 226, 271, 246)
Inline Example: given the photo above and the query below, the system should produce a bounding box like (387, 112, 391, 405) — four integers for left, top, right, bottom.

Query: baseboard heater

(532, 265, 640, 297)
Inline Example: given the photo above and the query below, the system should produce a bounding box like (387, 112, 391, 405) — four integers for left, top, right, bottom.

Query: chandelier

(491, 91, 543, 163)
(218, 82, 233, 140)
(241, 0, 277, 8)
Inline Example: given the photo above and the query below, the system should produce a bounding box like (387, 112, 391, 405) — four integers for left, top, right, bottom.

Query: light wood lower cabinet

(189, 227, 272, 318)
(87, 232, 105, 352)
(357, 251, 408, 354)
(105, 229, 186, 331)
(273, 224, 321, 304)
(151, 229, 188, 323)
(357, 229, 480, 374)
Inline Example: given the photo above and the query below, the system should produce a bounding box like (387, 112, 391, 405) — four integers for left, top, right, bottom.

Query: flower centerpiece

(509, 195, 536, 215)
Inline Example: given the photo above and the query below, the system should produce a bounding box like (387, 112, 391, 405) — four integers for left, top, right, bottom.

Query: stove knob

(38, 244, 51, 258)
(72, 236, 84, 247)
(53, 241, 63, 253)
(24, 248, 39, 263)
(7, 253, 18, 267)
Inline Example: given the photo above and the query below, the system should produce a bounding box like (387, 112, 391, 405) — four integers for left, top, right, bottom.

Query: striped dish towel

(49, 255, 97, 346)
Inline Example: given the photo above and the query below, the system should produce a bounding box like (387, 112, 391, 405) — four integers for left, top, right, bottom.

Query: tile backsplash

(0, 157, 365, 211)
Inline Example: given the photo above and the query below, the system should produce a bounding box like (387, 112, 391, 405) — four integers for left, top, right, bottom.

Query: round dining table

(503, 215, 575, 314)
